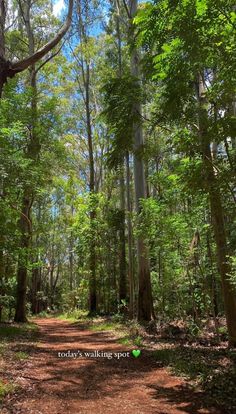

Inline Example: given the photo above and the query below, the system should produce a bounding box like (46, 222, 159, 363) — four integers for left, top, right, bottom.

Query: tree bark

(0, 0, 7, 97)
(85, 62, 97, 314)
(14, 194, 31, 322)
(31, 204, 42, 314)
(76, 0, 97, 313)
(115, 1, 127, 308)
(198, 73, 236, 346)
(69, 205, 74, 291)
(0, 0, 5, 59)
(14, 0, 39, 322)
(31, 266, 41, 314)
(129, 0, 153, 321)
(126, 152, 135, 318)
(119, 164, 127, 305)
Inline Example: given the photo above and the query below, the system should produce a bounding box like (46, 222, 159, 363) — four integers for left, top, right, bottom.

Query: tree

(129, 0, 153, 321)
(0, 0, 73, 97)
(136, 0, 236, 344)
(73, 0, 98, 313)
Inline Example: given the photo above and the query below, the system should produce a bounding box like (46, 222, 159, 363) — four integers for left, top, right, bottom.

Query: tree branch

(8, 0, 73, 76)
(35, 41, 65, 75)
(0, 194, 32, 231)
(122, 0, 131, 19)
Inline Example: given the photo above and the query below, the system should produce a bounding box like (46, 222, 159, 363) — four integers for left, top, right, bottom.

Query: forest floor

(0, 317, 235, 414)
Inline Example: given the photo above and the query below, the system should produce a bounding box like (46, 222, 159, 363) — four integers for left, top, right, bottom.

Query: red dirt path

(2, 318, 222, 414)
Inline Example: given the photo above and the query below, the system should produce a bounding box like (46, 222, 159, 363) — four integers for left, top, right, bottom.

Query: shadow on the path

(6, 319, 229, 414)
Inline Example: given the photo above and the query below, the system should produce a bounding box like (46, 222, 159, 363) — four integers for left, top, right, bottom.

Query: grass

(14, 351, 29, 360)
(32, 310, 52, 319)
(87, 319, 145, 347)
(0, 322, 38, 340)
(0, 380, 15, 401)
(56, 311, 145, 348)
(56, 311, 124, 331)
(154, 347, 208, 380)
(133, 335, 143, 347)
(89, 321, 122, 332)
(56, 309, 88, 323)
(0, 343, 6, 355)
(0, 320, 38, 404)
(57, 313, 78, 323)
(153, 345, 236, 411)
(117, 337, 133, 346)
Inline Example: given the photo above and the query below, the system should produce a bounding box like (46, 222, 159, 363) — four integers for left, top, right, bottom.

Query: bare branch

(35, 40, 65, 74)
(9, 0, 73, 75)
(122, 0, 131, 19)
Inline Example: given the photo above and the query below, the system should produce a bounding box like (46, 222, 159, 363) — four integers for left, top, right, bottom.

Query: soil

(1, 318, 223, 414)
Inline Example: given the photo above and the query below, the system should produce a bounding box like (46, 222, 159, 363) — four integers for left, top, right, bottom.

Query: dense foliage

(0, 0, 236, 345)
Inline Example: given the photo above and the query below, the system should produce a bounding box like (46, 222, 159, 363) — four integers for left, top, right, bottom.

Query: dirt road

(2, 318, 221, 414)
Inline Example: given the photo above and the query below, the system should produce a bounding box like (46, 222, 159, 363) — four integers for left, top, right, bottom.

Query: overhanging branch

(8, 0, 73, 76)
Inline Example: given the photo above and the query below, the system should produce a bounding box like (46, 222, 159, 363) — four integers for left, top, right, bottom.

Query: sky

(53, 0, 66, 17)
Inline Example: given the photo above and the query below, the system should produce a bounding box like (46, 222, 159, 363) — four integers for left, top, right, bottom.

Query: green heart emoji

(132, 349, 141, 358)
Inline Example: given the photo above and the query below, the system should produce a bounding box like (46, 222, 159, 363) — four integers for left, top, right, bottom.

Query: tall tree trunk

(31, 266, 40, 314)
(69, 243, 74, 291)
(76, 0, 97, 314)
(50, 264, 54, 308)
(69, 205, 74, 291)
(85, 62, 97, 313)
(126, 152, 135, 317)
(119, 164, 127, 305)
(31, 204, 41, 314)
(129, 0, 153, 321)
(15, 194, 31, 322)
(0, 245, 5, 322)
(15, 1, 39, 322)
(198, 73, 236, 346)
(0, 0, 5, 58)
(0, 0, 6, 97)
(115, 1, 127, 308)
(206, 230, 219, 337)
